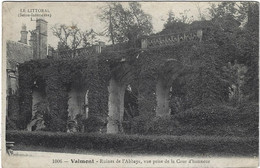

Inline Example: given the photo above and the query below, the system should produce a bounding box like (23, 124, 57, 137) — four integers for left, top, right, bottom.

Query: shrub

(130, 115, 154, 134)
(236, 101, 259, 137)
(133, 103, 258, 137)
(84, 116, 107, 133)
(175, 104, 238, 126)
(174, 103, 258, 137)
(6, 130, 258, 156)
(145, 116, 179, 135)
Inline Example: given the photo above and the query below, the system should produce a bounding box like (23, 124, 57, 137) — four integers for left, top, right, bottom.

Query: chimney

(19, 24, 28, 44)
(36, 19, 48, 59)
(29, 30, 37, 59)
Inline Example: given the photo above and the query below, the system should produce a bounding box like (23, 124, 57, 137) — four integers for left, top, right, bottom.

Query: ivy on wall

(18, 57, 111, 131)
(7, 93, 20, 130)
(18, 62, 35, 129)
(17, 40, 229, 132)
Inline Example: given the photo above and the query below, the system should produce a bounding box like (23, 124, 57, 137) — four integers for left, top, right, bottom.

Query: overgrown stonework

(18, 58, 111, 131)
(16, 38, 258, 136)
(17, 41, 197, 132)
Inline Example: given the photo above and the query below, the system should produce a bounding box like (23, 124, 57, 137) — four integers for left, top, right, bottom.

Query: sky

(3, 2, 216, 48)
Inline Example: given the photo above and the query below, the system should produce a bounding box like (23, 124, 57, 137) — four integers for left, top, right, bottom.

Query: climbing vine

(18, 57, 111, 131)
(17, 40, 230, 132)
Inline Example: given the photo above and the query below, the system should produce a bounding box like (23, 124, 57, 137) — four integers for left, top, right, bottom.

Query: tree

(194, 2, 206, 21)
(98, 2, 118, 45)
(222, 61, 248, 105)
(99, 2, 153, 46)
(160, 10, 189, 34)
(52, 23, 91, 51)
(163, 10, 177, 29)
(69, 24, 83, 51)
(208, 2, 238, 20)
(81, 31, 91, 48)
(52, 24, 71, 50)
(207, 2, 259, 102)
(240, 2, 259, 101)
(179, 9, 193, 24)
(164, 2, 258, 111)
(128, 2, 153, 43)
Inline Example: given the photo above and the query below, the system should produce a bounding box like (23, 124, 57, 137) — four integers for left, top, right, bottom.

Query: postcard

(2, 1, 259, 168)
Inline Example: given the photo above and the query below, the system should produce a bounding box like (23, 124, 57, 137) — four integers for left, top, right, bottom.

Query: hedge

(173, 103, 259, 137)
(6, 130, 258, 156)
(126, 103, 259, 137)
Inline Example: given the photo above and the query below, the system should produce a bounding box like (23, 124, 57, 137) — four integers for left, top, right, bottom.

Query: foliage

(131, 103, 258, 138)
(52, 23, 93, 50)
(207, 2, 259, 102)
(129, 115, 153, 134)
(18, 63, 35, 129)
(33, 101, 49, 117)
(16, 2, 258, 135)
(160, 8, 199, 35)
(84, 116, 107, 133)
(240, 3, 259, 101)
(208, 2, 240, 20)
(222, 61, 248, 105)
(7, 93, 20, 129)
(18, 58, 111, 131)
(25, 101, 49, 131)
(178, 9, 194, 24)
(160, 10, 189, 35)
(6, 117, 18, 130)
(175, 103, 258, 137)
(237, 101, 259, 136)
(6, 130, 258, 156)
(17, 40, 199, 132)
(123, 86, 139, 121)
(101, 40, 238, 134)
(170, 77, 190, 114)
(74, 113, 85, 132)
(194, 2, 207, 21)
(99, 2, 153, 46)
